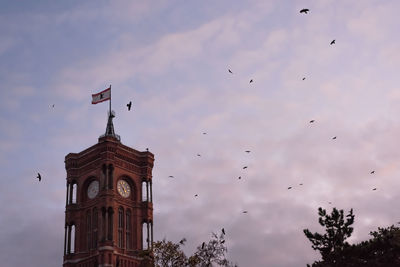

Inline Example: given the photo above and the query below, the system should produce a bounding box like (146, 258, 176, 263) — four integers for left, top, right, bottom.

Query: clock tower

(63, 113, 154, 267)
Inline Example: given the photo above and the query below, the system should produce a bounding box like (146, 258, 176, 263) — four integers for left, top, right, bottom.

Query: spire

(100, 110, 120, 141)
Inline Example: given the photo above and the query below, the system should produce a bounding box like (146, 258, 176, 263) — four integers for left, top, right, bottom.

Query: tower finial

(100, 110, 120, 141)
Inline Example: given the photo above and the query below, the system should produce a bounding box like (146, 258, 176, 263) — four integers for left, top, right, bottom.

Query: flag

(92, 87, 111, 104)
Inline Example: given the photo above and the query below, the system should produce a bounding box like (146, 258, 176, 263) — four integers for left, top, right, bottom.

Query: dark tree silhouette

(304, 207, 354, 265)
(153, 230, 237, 267)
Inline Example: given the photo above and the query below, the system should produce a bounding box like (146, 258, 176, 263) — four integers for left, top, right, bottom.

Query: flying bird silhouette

(238, 176, 242, 180)
(127, 101, 132, 111)
(299, 183, 303, 186)
(371, 171, 375, 174)
(332, 136, 337, 140)
(302, 77, 306, 80)
(179, 238, 186, 245)
(197, 154, 201, 157)
(242, 210, 248, 214)
(330, 39, 335, 45)
(249, 79, 253, 83)
(300, 8, 309, 14)
(228, 69, 233, 74)
(222, 228, 225, 235)
(309, 120, 315, 123)
(287, 187, 292, 190)
(194, 194, 198, 197)
(243, 166, 248, 169)
(168, 175, 174, 178)
(245, 150, 251, 153)
(372, 188, 377, 191)
(51, 104, 55, 108)
(203, 132, 207, 135)
(37, 173, 41, 182)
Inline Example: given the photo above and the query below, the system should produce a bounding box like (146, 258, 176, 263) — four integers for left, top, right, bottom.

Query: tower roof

(99, 111, 120, 142)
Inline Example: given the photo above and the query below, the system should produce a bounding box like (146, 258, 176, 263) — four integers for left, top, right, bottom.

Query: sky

(1, 0, 400, 266)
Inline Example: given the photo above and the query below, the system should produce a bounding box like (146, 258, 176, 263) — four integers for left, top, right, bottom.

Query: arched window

(142, 181, 147, 201)
(108, 164, 114, 189)
(126, 210, 131, 249)
(70, 224, 76, 253)
(142, 222, 149, 250)
(118, 207, 124, 248)
(87, 210, 92, 250)
(71, 183, 77, 204)
(93, 208, 98, 248)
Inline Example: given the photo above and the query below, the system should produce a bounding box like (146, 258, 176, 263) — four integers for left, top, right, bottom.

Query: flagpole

(109, 84, 112, 115)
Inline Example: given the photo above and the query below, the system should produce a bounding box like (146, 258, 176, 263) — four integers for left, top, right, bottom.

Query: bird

(243, 210, 248, 214)
(372, 188, 377, 191)
(245, 150, 251, 153)
(332, 136, 337, 140)
(243, 166, 248, 169)
(228, 69, 233, 74)
(238, 176, 242, 180)
(302, 77, 306, 81)
(36, 173, 41, 182)
(300, 8, 309, 14)
(249, 79, 253, 83)
(197, 154, 201, 157)
(309, 120, 315, 123)
(221, 240, 225, 244)
(371, 171, 375, 174)
(194, 194, 198, 197)
(51, 104, 55, 108)
(222, 228, 225, 235)
(287, 186, 292, 190)
(330, 39, 335, 45)
(127, 101, 132, 111)
(179, 238, 186, 245)
(203, 132, 207, 135)
(168, 175, 174, 178)
(146, 148, 149, 151)
(299, 183, 303, 186)
(328, 202, 332, 204)
(202, 242, 205, 249)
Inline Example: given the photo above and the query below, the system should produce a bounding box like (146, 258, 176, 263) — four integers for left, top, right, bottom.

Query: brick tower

(63, 112, 154, 267)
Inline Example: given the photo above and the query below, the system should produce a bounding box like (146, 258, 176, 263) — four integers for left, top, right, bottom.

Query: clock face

(87, 180, 99, 199)
(117, 179, 131, 198)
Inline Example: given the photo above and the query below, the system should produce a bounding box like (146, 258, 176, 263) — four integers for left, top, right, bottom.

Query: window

(126, 210, 131, 249)
(87, 210, 91, 250)
(118, 207, 124, 248)
(93, 208, 98, 248)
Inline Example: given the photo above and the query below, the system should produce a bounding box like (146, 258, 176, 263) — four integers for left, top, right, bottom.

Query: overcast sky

(1, 0, 400, 266)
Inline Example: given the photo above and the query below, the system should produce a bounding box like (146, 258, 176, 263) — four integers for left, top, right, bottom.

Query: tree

(303, 207, 355, 265)
(153, 231, 237, 267)
(153, 238, 188, 267)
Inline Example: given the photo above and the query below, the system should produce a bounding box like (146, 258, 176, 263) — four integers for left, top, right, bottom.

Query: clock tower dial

(117, 179, 131, 198)
(87, 180, 99, 199)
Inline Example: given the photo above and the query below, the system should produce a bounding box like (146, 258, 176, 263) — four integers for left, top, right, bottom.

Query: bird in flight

(37, 173, 41, 182)
(299, 183, 303, 186)
(203, 132, 207, 135)
(243, 166, 248, 169)
(127, 101, 132, 111)
(168, 175, 174, 178)
(194, 194, 198, 197)
(222, 228, 225, 235)
(51, 104, 55, 108)
(242, 210, 248, 214)
(332, 136, 337, 140)
(238, 176, 242, 180)
(302, 77, 306, 81)
(228, 69, 233, 74)
(309, 120, 315, 123)
(330, 39, 336, 45)
(179, 238, 186, 245)
(245, 150, 251, 153)
(249, 79, 253, 83)
(300, 8, 309, 14)
(372, 188, 377, 191)
(371, 171, 375, 174)
(287, 186, 292, 190)
(197, 154, 201, 157)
